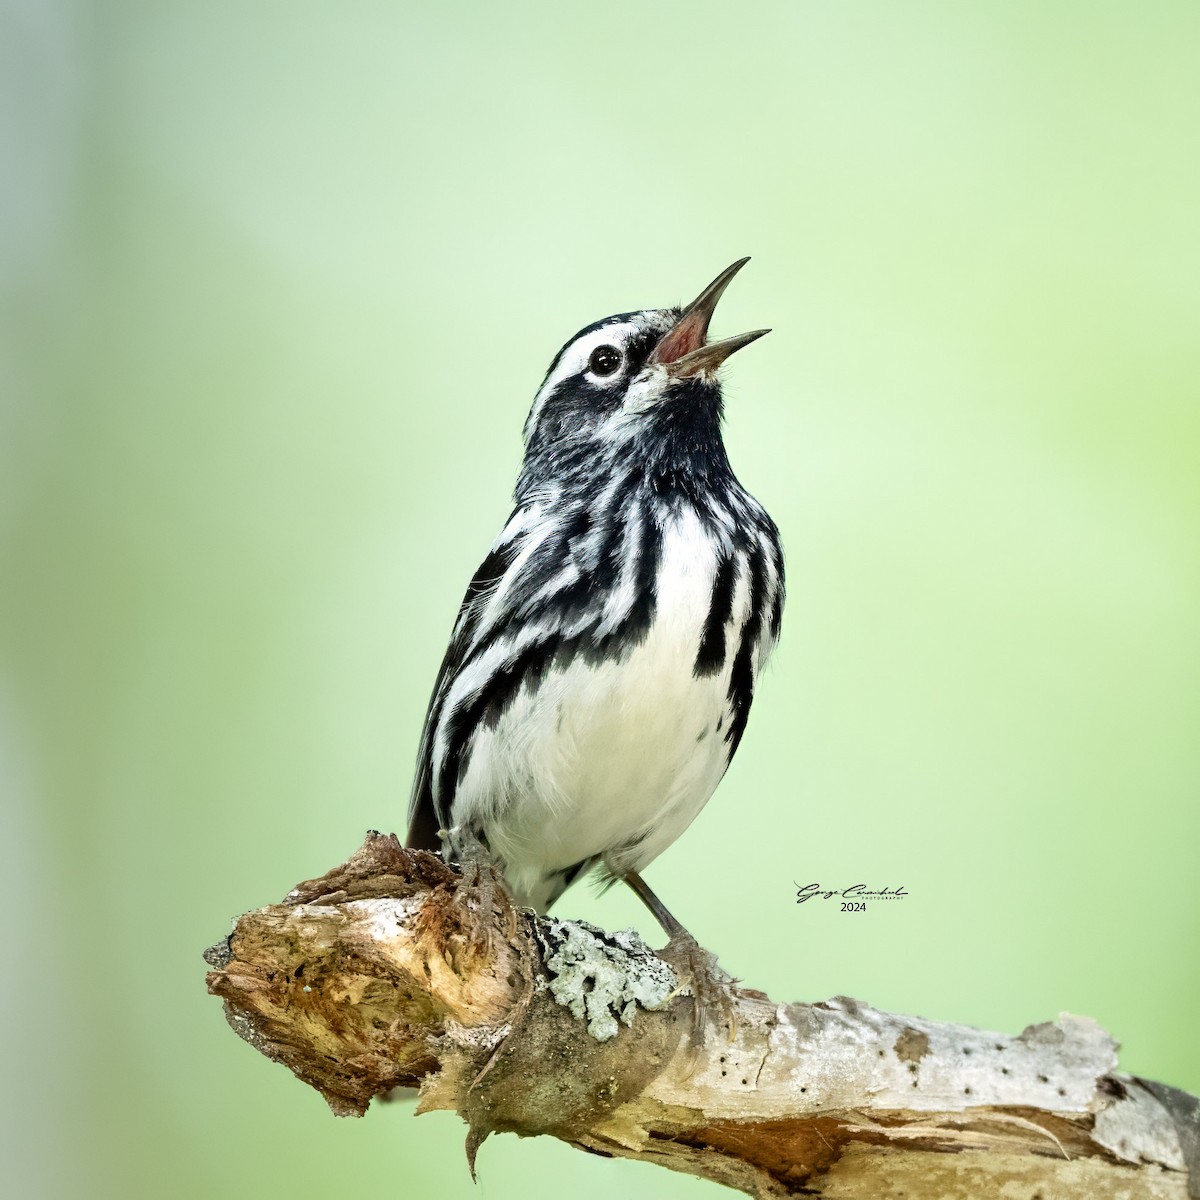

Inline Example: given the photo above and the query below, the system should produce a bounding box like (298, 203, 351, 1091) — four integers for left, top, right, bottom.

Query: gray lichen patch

(202, 933, 233, 969)
(536, 919, 676, 1041)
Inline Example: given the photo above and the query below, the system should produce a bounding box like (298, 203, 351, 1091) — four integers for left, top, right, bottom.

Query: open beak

(648, 257, 770, 379)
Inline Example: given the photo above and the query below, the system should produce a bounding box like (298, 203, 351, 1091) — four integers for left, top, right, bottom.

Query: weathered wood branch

(204, 833, 1199, 1198)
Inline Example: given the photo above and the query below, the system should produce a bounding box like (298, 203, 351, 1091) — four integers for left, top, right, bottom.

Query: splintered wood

(205, 833, 1199, 1199)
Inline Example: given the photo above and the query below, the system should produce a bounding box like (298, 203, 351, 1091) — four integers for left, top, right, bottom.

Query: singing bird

(406, 259, 783, 953)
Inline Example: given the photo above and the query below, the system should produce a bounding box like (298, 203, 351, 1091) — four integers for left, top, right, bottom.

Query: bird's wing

(405, 503, 544, 849)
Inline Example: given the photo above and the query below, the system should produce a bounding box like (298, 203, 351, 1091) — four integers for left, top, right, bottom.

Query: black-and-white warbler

(407, 259, 784, 950)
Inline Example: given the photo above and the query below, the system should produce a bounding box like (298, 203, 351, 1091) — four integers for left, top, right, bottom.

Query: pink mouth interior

(653, 314, 706, 365)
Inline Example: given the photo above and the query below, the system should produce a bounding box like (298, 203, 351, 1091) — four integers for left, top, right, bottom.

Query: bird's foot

(449, 835, 516, 956)
(619, 870, 738, 1057)
(659, 927, 738, 1054)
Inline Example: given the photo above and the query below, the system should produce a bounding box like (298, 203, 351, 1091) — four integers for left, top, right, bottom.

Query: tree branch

(204, 833, 1200, 1198)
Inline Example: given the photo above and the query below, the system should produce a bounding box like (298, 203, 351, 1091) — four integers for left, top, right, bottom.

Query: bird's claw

(450, 840, 515, 955)
(660, 929, 737, 1054)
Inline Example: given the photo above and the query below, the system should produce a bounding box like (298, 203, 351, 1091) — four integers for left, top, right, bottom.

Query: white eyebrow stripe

(524, 309, 676, 441)
(526, 321, 641, 435)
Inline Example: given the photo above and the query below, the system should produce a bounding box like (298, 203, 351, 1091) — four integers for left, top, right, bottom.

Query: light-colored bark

(205, 834, 1200, 1198)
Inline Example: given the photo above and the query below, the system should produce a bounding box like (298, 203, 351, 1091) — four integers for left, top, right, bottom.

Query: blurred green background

(2, 2, 1198, 1197)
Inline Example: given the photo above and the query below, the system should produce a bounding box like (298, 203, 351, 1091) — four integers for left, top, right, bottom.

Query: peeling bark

(205, 833, 1200, 1198)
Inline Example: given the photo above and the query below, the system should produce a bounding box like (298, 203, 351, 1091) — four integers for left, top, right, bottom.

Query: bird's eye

(588, 345, 623, 377)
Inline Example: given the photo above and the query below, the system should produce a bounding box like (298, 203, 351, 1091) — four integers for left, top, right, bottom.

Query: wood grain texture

(205, 834, 1198, 1198)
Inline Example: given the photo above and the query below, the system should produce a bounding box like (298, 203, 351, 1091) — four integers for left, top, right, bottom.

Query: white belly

(451, 507, 749, 908)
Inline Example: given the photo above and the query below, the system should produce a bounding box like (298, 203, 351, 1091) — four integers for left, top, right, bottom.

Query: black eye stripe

(588, 344, 622, 376)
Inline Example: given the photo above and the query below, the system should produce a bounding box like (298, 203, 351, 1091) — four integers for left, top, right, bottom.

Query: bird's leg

(444, 825, 515, 952)
(622, 871, 736, 1049)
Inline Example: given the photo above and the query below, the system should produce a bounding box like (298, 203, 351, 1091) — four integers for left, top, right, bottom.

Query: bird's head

(519, 259, 768, 495)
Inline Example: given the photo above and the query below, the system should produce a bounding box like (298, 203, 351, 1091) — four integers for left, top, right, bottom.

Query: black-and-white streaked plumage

(407, 260, 783, 914)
